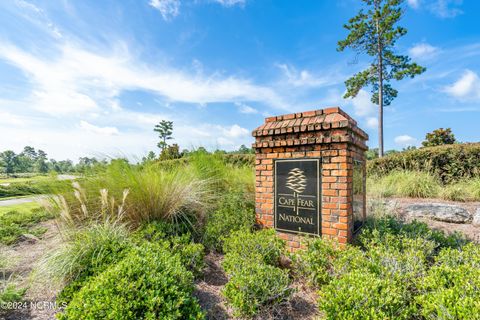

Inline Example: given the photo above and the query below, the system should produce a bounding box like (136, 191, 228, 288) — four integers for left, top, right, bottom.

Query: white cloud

(235, 102, 258, 114)
(149, 0, 180, 21)
(276, 64, 328, 88)
(407, 0, 420, 9)
(444, 70, 480, 100)
(149, 0, 245, 20)
(0, 111, 28, 126)
(366, 117, 378, 129)
(409, 43, 439, 59)
(212, 0, 246, 7)
(406, 0, 463, 18)
(0, 41, 286, 116)
(349, 89, 376, 117)
(14, 0, 62, 38)
(430, 0, 463, 18)
(79, 120, 119, 136)
(394, 135, 417, 147)
(222, 124, 249, 138)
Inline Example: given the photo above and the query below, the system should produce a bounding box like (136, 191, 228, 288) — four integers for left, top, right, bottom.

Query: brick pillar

(252, 107, 368, 252)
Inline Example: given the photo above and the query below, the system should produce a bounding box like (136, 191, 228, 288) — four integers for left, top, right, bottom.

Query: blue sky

(0, 0, 479, 161)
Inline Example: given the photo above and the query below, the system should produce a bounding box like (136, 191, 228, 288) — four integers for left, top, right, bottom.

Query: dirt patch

(193, 253, 320, 320)
(1, 220, 63, 320)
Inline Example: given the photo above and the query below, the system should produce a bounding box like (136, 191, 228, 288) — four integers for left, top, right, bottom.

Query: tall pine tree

(338, 0, 425, 157)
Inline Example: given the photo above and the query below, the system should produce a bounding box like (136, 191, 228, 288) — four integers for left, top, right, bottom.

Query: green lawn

(0, 202, 42, 216)
(0, 202, 55, 245)
(0, 175, 50, 184)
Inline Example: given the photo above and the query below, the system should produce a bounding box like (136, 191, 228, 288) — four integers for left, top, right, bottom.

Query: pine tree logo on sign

(285, 168, 307, 215)
(274, 159, 320, 235)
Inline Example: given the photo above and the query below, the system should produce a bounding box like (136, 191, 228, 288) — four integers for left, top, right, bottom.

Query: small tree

(159, 144, 181, 160)
(154, 120, 173, 153)
(422, 128, 456, 147)
(35, 149, 49, 173)
(142, 151, 157, 163)
(337, 0, 426, 157)
(0, 150, 18, 176)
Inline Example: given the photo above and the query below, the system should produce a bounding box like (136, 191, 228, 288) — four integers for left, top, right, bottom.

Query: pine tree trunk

(378, 56, 384, 158)
(376, 1, 384, 158)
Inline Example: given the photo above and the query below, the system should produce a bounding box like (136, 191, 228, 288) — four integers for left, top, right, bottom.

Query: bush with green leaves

(223, 262, 292, 318)
(221, 229, 292, 317)
(294, 216, 477, 319)
(416, 243, 480, 319)
(222, 229, 285, 275)
(294, 238, 339, 287)
(203, 190, 255, 251)
(318, 270, 416, 320)
(367, 143, 480, 184)
(133, 221, 205, 277)
(58, 242, 204, 320)
(358, 216, 467, 251)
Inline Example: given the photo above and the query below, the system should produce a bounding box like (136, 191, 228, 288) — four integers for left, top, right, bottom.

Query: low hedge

(296, 217, 478, 319)
(203, 191, 256, 252)
(221, 229, 292, 317)
(367, 143, 480, 184)
(58, 242, 204, 320)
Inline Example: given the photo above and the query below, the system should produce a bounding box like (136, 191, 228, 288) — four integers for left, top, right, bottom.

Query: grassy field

(368, 170, 480, 201)
(0, 202, 54, 245)
(0, 202, 41, 215)
(0, 175, 50, 184)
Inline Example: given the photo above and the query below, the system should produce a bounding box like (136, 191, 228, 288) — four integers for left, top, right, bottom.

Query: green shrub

(314, 236, 426, 319)
(368, 143, 480, 184)
(58, 242, 204, 320)
(318, 270, 416, 320)
(294, 238, 339, 287)
(222, 229, 292, 318)
(132, 221, 205, 277)
(417, 243, 480, 319)
(303, 216, 475, 319)
(359, 216, 467, 251)
(222, 229, 285, 275)
(0, 283, 26, 305)
(223, 262, 292, 318)
(203, 191, 255, 251)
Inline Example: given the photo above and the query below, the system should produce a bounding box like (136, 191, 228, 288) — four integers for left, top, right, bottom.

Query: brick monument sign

(252, 107, 368, 251)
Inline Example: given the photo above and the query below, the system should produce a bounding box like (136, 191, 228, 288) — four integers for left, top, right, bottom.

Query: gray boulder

(473, 208, 480, 227)
(404, 203, 471, 223)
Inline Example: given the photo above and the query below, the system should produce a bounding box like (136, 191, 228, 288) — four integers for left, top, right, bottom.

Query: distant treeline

(0, 146, 110, 175)
(0, 145, 255, 176)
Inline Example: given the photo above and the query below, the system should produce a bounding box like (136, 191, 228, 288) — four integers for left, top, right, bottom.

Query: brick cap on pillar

(252, 106, 369, 150)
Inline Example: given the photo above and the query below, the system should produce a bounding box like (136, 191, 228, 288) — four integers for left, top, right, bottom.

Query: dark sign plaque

(274, 158, 321, 235)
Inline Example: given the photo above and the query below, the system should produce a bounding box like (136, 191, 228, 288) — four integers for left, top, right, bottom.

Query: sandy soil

(1, 220, 63, 320)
